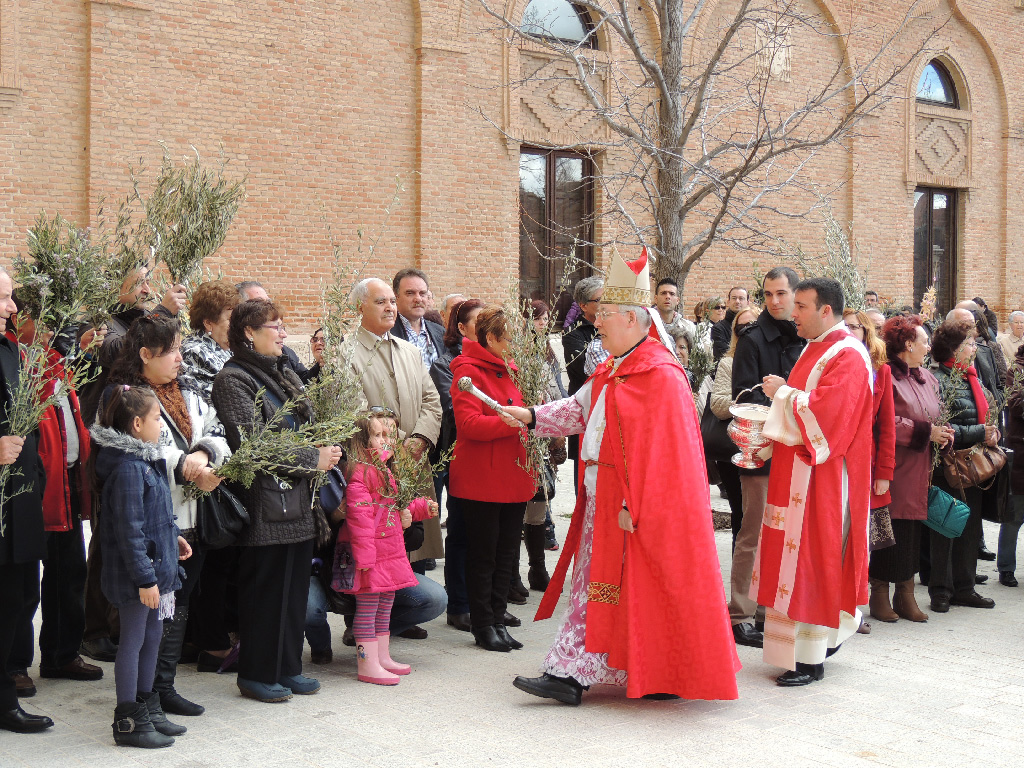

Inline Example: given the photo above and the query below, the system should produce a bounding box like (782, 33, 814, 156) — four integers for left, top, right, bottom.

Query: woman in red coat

(449, 307, 536, 653)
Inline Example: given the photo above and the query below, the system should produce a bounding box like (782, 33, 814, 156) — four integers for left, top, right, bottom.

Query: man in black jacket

(712, 286, 750, 360)
(728, 266, 805, 649)
(0, 268, 53, 734)
(389, 268, 445, 368)
(561, 277, 603, 493)
(237, 281, 320, 383)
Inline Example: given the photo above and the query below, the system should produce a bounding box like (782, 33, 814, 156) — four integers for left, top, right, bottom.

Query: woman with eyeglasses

(212, 300, 343, 702)
(105, 315, 230, 721)
(926, 320, 1000, 613)
(843, 309, 897, 626)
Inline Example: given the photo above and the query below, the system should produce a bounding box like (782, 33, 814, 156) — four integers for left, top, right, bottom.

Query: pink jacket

(338, 463, 432, 594)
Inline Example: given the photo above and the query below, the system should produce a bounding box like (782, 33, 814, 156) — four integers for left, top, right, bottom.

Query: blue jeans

(443, 494, 469, 615)
(997, 495, 1024, 573)
(304, 573, 448, 651)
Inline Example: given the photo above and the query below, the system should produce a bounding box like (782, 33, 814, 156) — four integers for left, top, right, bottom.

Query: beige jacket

(997, 332, 1023, 366)
(343, 325, 442, 446)
(343, 325, 444, 560)
(709, 356, 735, 421)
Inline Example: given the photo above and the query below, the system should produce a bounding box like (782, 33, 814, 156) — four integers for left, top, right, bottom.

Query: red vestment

(538, 338, 740, 699)
(752, 327, 873, 628)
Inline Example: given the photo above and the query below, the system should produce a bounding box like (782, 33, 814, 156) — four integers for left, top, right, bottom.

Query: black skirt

(869, 518, 922, 583)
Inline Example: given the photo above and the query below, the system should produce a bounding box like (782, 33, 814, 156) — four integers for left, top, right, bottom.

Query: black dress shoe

(473, 625, 511, 652)
(732, 622, 763, 649)
(342, 627, 355, 647)
(80, 637, 118, 663)
(513, 673, 586, 705)
(398, 625, 428, 640)
(494, 624, 523, 650)
(999, 571, 1018, 587)
(975, 574, 989, 584)
(978, 545, 996, 561)
(502, 611, 521, 628)
(950, 591, 995, 609)
(39, 656, 103, 681)
(12, 672, 35, 698)
(506, 590, 527, 606)
(159, 688, 205, 717)
(446, 613, 472, 632)
(642, 693, 681, 700)
(930, 595, 950, 613)
(0, 705, 54, 733)
(776, 663, 824, 687)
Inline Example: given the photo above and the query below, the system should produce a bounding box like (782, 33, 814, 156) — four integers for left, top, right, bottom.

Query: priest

(754, 277, 873, 686)
(502, 250, 740, 704)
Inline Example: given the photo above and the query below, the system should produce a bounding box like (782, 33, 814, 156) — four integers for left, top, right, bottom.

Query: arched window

(916, 61, 958, 108)
(521, 0, 597, 48)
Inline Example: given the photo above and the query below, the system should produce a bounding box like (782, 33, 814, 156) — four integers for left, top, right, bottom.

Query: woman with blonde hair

(843, 309, 897, 624)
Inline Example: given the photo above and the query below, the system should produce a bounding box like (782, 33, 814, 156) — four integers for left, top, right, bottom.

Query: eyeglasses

(259, 323, 287, 335)
(846, 323, 863, 331)
(595, 308, 628, 320)
(713, 305, 726, 310)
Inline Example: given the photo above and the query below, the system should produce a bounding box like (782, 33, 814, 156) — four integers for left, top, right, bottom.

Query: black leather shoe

(930, 595, 950, 613)
(80, 637, 118, 663)
(978, 545, 996, 561)
(975, 574, 989, 585)
(12, 672, 35, 698)
(732, 622, 763, 649)
(999, 571, 1018, 587)
(39, 656, 103, 681)
(0, 705, 54, 733)
(446, 613, 472, 632)
(159, 688, 205, 717)
(398, 625, 428, 640)
(502, 611, 521, 628)
(342, 627, 355, 647)
(642, 693, 681, 700)
(754, 618, 765, 632)
(494, 624, 523, 650)
(472, 626, 511, 652)
(513, 673, 585, 705)
(776, 663, 824, 687)
(506, 590, 527, 606)
(950, 591, 995, 609)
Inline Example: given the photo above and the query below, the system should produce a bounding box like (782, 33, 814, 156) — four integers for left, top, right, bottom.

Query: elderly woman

(181, 280, 240, 402)
(428, 298, 484, 633)
(870, 316, 953, 622)
(106, 316, 229, 719)
(927, 320, 1000, 613)
(449, 307, 535, 652)
(212, 300, 342, 702)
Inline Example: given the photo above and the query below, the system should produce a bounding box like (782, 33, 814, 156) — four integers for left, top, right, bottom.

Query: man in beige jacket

(343, 278, 444, 585)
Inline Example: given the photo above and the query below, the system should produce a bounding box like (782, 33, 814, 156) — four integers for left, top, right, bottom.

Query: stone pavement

(3, 473, 1023, 768)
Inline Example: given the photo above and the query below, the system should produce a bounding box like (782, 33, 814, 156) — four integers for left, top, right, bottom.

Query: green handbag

(924, 486, 971, 538)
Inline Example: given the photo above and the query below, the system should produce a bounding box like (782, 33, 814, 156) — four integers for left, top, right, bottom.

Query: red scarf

(944, 359, 988, 425)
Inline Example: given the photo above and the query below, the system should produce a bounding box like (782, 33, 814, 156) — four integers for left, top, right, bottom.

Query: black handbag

(196, 485, 250, 549)
(700, 391, 737, 462)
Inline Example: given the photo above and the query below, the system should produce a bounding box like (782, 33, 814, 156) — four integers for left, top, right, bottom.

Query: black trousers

(154, 543, 206, 694)
(929, 481, 984, 600)
(237, 539, 313, 685)
(0, 561, 41, 708)
(83, 514, 119, 643)
(715, 460, 743, 546)
(459, 498, 526, 630)
(190, 544, 239, 652)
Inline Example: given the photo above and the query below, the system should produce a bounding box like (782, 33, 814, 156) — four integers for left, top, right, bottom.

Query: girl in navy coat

(90, 385, 191, 748)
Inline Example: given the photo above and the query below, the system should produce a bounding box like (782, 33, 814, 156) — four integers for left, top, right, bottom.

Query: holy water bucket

(727, 386, 771, 468)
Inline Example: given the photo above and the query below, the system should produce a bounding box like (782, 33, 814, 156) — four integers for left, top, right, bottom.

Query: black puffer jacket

(211, 348, 320, 547)
(429, 342, 460, 459)
(934, 364, 988, 450)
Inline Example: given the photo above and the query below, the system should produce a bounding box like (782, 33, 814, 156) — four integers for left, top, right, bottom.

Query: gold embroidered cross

(798, 401, 809, 413)
(786, 538, 797, 552)
(791, 493, 803, 506)
(811, 435, 825, 447)
(751, 570, 759, 583)
(778, 584, 790, 598)
(615, 377, 627, 385)
(817, 359, 828, 372)
(771, 511, 785, 526)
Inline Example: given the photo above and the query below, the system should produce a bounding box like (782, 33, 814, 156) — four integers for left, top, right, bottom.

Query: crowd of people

(0, 253, 1021, 745)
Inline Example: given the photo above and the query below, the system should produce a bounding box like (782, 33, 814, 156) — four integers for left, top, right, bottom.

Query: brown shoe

(892, 579, 928, 622)
(868, 578, 899, 622)
(13, 672, 36, 698)
(39, 655, 104, 681)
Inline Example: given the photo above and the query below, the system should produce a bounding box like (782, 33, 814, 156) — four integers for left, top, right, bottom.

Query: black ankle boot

(112, 701, 174, 748)
(138, 691, 186, 736)
(472, 626, 511, 652)
(493, 624, 523, 650)
(524, 524, 550, 590)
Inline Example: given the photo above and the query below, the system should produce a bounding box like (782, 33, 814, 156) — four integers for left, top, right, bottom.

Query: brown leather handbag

(941, 443, 1007, 493)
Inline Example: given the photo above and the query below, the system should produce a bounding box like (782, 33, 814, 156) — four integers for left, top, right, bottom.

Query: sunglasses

(712, 305, 726, 311)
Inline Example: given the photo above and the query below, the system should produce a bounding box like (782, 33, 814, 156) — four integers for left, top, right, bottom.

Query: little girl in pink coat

(335, 413, 437, 685)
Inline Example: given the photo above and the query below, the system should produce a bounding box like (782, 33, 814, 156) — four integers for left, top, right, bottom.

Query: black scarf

(230, 346, 313, 423)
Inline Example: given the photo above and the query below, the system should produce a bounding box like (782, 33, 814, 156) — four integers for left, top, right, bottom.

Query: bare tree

(480, 0, 943, 288)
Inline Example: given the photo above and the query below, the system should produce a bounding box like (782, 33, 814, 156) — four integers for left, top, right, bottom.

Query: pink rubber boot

(356, 640, 399, 686)
(376, 633, 411, 675)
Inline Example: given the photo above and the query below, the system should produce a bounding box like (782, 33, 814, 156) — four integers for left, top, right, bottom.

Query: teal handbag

(925, 486, 971, 538)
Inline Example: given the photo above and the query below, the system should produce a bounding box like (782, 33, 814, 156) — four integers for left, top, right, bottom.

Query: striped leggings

(352, 591, 395, 643)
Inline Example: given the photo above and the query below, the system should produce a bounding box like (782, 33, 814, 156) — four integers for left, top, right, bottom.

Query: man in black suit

(389, 268, 445, 368)
(0, 267, 53, 734)
(711, 286, 749, 360)
(561, 277, 604, 493)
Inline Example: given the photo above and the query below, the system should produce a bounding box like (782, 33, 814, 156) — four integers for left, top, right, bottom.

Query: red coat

(35, 347, 92, 531)
(538, 339, 740, 700)
(448, 340, 535, 503)
(339, 462, 431, 594)
(869, 363, 896, 508)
